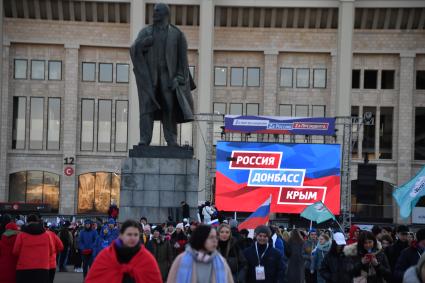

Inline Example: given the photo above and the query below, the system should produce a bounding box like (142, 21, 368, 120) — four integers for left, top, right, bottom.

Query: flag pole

(234, 212, 237, 221)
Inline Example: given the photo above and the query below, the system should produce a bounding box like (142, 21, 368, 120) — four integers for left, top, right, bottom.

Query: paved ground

(54, 269, 84, 283)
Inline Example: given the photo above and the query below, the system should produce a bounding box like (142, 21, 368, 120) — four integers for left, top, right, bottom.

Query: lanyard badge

(255, 242, 268, 281)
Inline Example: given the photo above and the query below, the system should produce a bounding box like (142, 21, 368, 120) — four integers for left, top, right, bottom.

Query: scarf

(177, 247, 227, 283)
(114, 239, 141, 263)
(317, 240, 332, 252)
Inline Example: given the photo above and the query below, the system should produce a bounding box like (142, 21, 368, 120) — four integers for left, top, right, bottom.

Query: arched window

(9, 171, 60, 212)
(78, 172, 120, 214)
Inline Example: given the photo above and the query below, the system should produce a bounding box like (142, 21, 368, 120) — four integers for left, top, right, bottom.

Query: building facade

(0, 0, 424, 224)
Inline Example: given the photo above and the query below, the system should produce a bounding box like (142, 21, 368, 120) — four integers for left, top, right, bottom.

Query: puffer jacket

(319, 248, 352, 283)
(343, 242, 392, 283)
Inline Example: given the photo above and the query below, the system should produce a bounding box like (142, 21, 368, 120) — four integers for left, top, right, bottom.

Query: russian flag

(238, 195, 271, 230)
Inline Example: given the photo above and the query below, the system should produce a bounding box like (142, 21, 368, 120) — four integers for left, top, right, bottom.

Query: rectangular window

(379, 107, 393, 159)
(31, 60, 45, 80)
(280, 68, 293, 87)
(381, 70, 395, 89)
(313, 69, 326, 88)
(12, 97, 26, 149)
(14, 59, 27, 79)
(115, 100, 128, 152)
(417, 71, 425, 90)
(415, 107, 425, 160)
(247, 67, 260, 87)
(99, 63, 113, 82)
(312, 105, 326, 117)
(213, 103, 226, 115)
(8, 171, 26, 202)
(98, 100, 112, 151)
(189, 66, 195, 79)
(246, 103, 259, 115)
(364, 70, 378, 89)
(351, 106, 359, 158)
(81, 99, 95, 151)
(26, 171, 43, 203)
(214, 67, 227, 86)
(362, 106, 376, 158)
(230, 103, 243, 115)
(47, 98, 61, 150)
(48, 61, 62, 80)
(82, 62, 96, 82)
(279, 104, 292, 116)
(295, 105, 309, 117)
(296, 68, 310, 88)
(29, 97, 44, 150)
(116, 63, 129, 83)
(352, 69, 361, 89)
(230, 67, 244, 87)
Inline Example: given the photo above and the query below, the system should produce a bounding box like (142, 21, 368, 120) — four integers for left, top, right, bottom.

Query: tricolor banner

(215, 142, 341, 214)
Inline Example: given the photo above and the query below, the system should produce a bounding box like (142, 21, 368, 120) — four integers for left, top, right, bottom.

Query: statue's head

(153, 3, 170, 24)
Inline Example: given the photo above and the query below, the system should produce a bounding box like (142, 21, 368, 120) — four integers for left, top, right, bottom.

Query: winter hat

(396, 225, 409, 234)
(6, 222, 18, 231)
(16, 220, 25, 227)
(108, 218, 116, 225)
(84, 219, 92, 225)
(27, 214, 40, 223)
(416, 228, 425, 243)
(229, 219, 238, 229)
(309, 228, 317, 233)
(254, 225, 271, 237)
(176, 223, 184, 230)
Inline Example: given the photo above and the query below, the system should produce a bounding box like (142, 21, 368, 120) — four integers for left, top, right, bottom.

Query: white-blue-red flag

(238, 195, 271, 230)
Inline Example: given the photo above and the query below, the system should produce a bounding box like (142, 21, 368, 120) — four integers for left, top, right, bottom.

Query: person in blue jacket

(78, 219, 98, 279)
(94, 219, 119, 257)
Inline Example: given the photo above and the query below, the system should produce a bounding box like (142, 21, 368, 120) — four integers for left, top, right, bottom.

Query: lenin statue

(130, 3, 195, 147)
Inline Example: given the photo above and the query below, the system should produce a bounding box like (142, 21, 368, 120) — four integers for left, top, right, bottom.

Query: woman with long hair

(285, 229, 306, 283)
(85, 220, 162, 283)
(167, 224, 234, 283)
(344, 230, 391, 283)
(217, 224, 247, 283)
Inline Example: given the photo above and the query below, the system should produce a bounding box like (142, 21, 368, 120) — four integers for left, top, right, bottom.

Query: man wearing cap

(319, 232, 352, 283)
(394, 228, 425, 282)
(243, 225, 284, 283)
(386, 225, 409, 282)
(78, 219, 98, 279)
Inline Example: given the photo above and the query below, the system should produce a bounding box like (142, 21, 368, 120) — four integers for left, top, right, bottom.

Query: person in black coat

(180, 201, 190, 220)
(243, 225, 283, 283)
(386, 225, 409, 282)
(319, 232, 352, 283)
(238, 229, 254, 251)
(394, 228, 425, 283)
(217, 223, 247, 283)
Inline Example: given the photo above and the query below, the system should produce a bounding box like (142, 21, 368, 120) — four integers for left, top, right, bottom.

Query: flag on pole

(238, 195, 271, 230)
(393, 166, 425, 218)
(300, 201, 335, 224)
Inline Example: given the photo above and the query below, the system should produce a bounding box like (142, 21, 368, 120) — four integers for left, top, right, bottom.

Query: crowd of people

(1, 211, 425, 283)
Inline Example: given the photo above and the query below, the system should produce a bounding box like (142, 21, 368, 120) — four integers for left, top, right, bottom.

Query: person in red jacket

(347, 225, 361, 245)
(0, 222, 20, 283)
(85, 219, 162, 283)
(46, 225, 64, 283)
(13, 214, 54, 283)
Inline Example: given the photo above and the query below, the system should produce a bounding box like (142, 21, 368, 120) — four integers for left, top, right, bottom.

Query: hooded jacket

(343, 242, 392, 283)
(12, 222, 54, 270)
(0, 229, 19, 283)
(347, 225, 360, 245)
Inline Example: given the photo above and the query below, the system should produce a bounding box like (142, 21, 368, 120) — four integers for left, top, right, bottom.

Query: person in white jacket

(202, 201, 215, 224)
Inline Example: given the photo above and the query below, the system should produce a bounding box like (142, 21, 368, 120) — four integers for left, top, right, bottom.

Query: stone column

(60, 44, 79, 214)
(335, 0, 354, 117)
(196, 0, 214, 202)
(128, 0, 145, 148)
(329, 51, 337, 117)
(263, 50, 278, 116)
(395, 52, 415, 223)
(0, 43, 10, 202)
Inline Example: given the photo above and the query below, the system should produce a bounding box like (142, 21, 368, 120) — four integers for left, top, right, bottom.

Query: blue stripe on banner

(247, 205, 270, 219)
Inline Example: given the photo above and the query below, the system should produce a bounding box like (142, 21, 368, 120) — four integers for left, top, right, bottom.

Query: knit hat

(176, 223, 184, 230)
(5, 222, 19, 231)
(254, 225, 271, 237)
(108, 218, 116, 225)
(84, 219, 92, 225)
(16, 220, 25, 227)
(396, 225, 409, 234)
(416, 228, 425, 243)
(309, 228, 317, 233)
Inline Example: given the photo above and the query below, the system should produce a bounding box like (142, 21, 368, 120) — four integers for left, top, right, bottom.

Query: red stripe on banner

(238, 216, 270, 230)
(215, 172, 340, 214)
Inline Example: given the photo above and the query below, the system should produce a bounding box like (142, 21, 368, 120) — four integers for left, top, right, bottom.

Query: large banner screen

(215, 142, 341, 214)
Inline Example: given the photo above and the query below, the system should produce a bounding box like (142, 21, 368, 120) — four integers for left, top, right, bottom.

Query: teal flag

(300, 201, 335, 224)
(393, 166, 425, 218)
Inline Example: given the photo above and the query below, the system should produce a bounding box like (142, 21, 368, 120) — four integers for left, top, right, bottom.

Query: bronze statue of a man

(130, 3, 195, 147)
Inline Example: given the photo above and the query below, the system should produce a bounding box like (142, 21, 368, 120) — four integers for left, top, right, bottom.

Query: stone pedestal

(119, 156, 199, 223)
